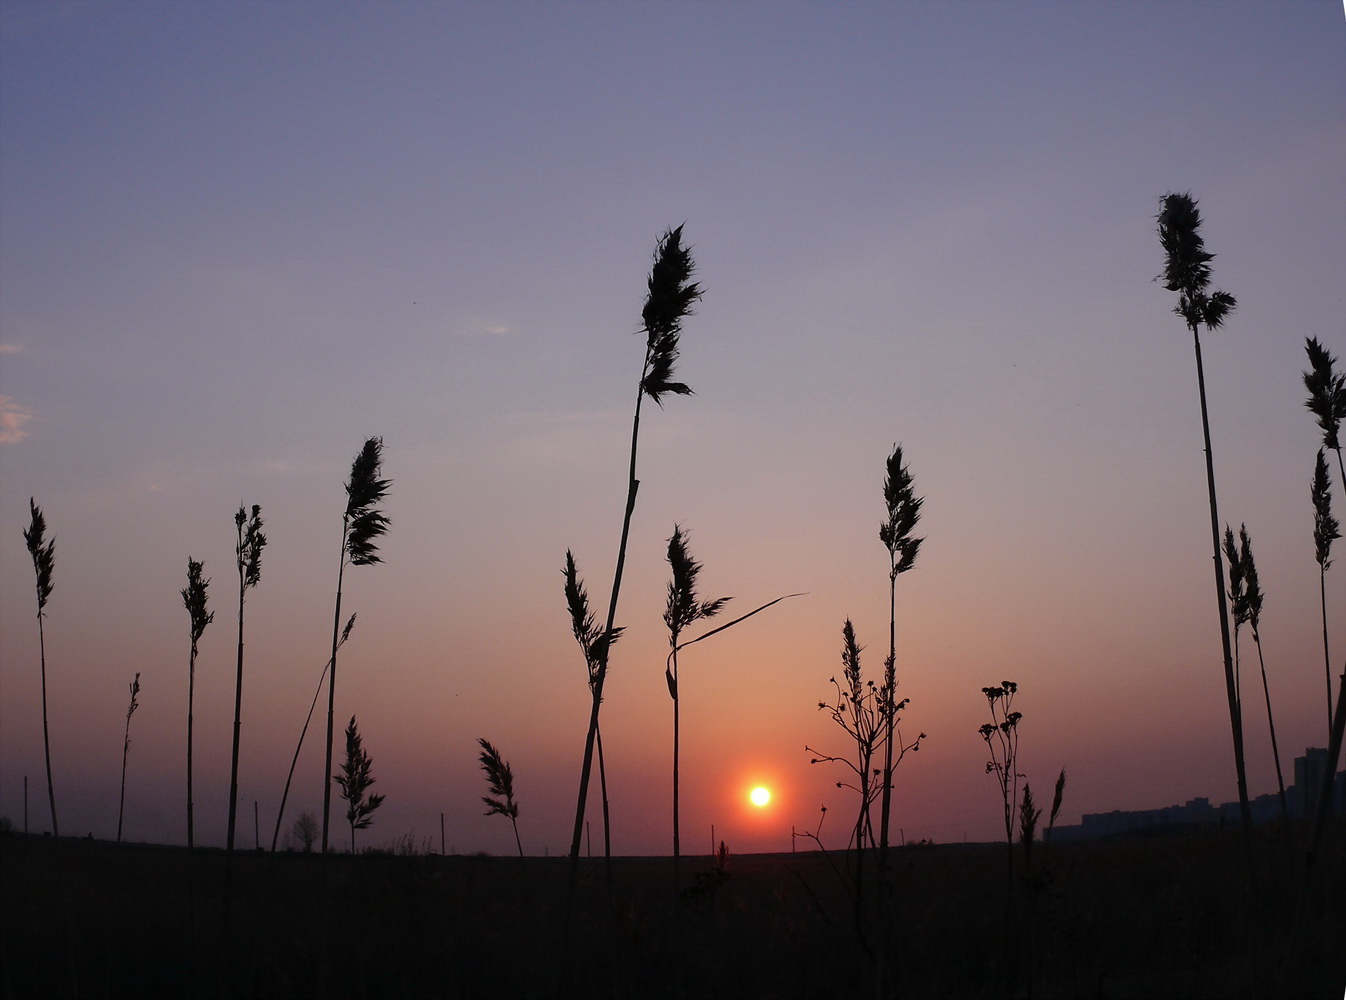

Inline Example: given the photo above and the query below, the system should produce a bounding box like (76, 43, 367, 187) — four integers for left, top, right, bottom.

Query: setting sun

(749, 786, 771, 807)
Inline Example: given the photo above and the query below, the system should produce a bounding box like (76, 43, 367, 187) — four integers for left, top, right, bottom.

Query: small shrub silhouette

(334, 715, 385, 854)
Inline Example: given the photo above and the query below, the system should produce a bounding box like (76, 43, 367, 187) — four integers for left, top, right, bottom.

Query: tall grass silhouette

(227, 504, 266, 853)
(567, 226, 702, 873)
(662, 525, 798, 882)
(116, 672, 141, 843)
(270, 613, 355, 852)
(1304, 338, 1344, 738)
(335, 715, 385, 854)
(1311, 450, 1339, 735)
(1156, 191, 1249, 830)
(561, 551, 622, 859)
(23, 499, 58, 838)
(181, 557, 214, 849)
(1302, 337, 1346, 863)
(1225, 525, 1287, 823)
(662, 525, 730, 878)
(877, 444, 922, 874)
(477, 738, 523, 857)
(320, 437, 391, 854)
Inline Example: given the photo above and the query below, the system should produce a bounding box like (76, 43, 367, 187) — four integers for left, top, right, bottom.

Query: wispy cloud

(0, 395, 34, 443)
(0, 343, 24, 354)
(485, 324, 511, 336)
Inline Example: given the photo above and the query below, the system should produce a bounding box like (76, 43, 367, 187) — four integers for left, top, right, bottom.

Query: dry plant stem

(117, 673, 141, 843)
(36, 608, 56, 838)
(1252, 636, 1289, 822)
(271, 616, 352, 852)
(568, 397, 640, 871)
(1191, 327, 1250, 830)
(321, 542, 348, 854)
(228, 505, 265, 853)
(1308, 666, 1346, 866)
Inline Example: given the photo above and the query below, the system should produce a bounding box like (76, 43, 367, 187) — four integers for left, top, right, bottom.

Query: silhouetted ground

(2, 824, 1343, 998)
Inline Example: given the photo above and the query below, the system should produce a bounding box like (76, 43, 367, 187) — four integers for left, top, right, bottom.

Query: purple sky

(1, 0, 1343, 856)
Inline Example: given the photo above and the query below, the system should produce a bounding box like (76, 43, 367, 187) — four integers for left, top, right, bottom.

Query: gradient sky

(2, 0, 1343, 857)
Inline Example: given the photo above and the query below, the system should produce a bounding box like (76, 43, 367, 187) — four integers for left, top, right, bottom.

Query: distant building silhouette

(1052, 747, 1345, 841)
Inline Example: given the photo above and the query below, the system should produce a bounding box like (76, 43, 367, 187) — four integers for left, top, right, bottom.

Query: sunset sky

(1, 1, 1343, 857)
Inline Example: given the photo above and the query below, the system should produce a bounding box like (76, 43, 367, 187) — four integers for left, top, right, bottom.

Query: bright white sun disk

(750, 786, 771, 807)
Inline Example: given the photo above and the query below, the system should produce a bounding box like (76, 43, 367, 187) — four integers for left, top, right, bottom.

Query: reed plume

(1303, 340, 1346, 865)
(1312, 450, 1339, 735)
(663, 525, 730, 875)
(1228, 525, 1287, 822)
(181, 557, 213, 849)
(321, 437, 391, 854)
(23, 499, 59, 837)
(1303, 337, 1345, 471)
(1156, 191, 1249, 830)
(334, 715, 385, 854)
(477, 738, 523, 857)
(227, 504, 266, 853)
(562, 551, 622, 859)
(877, 444, 922, 873)
(568, 226, 702, 874)
(117, 672, 141, 843)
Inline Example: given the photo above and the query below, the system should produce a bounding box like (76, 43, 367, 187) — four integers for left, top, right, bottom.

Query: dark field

(2, 827, 1343, 999)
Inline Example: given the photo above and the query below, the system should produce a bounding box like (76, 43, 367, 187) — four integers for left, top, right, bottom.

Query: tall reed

(562, 551, 622, 859)
(1227, 524, 1287, 822)
(1311, 451, 1339, 735)
(227, 505, 266, 853)
(334, 715, 385, 854)
(663, 526, 730, 878)
(567, 226, 702, 872)
(181, 558, 214, 849)
(321, 437, 391, 854)
(477, 738, 523, 857)
(116, 672, 141, 843)
(877, 444, 922, 874)
(1302, 337, 1346, 862)
(23, 499, 58, 837)
(1156, 191, 1249, 829)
